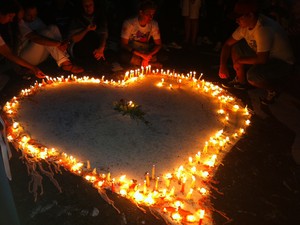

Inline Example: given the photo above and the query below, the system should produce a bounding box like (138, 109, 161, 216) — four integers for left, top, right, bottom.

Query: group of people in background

(0, 0, 299, 105)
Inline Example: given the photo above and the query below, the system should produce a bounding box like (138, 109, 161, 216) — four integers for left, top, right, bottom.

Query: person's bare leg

(190, 18, 199, 45)
(232, 48, 246, 83)
(184, 16, 191, 43)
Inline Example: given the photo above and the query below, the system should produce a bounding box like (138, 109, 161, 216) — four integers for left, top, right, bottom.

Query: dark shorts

(233, 40, 294, 85)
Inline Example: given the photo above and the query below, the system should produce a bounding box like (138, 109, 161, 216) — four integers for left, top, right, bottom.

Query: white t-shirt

(232, 14, 294, 64)
(17, 19, 33, 54)
(121, 17, 160, 43)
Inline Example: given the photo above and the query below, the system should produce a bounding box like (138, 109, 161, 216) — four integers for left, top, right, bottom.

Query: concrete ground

(1, 43, 300, 225)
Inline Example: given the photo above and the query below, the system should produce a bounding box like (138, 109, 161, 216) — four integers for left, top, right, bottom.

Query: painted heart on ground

(3, 72, 251, 224)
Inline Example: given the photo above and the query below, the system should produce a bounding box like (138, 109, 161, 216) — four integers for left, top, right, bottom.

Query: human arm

(69, 24, 97, 43)
(120, 37, 162, 62)
(25, 31, 62, 47)
(218, 36, 238, 79)
(146, 38, 162, 58)
(139, 39, 162, 67)
(93, 30, 108, 60)
(26, 31, 71, 53)
(19, 19, 67, 52)
(0, 44, 46, 78)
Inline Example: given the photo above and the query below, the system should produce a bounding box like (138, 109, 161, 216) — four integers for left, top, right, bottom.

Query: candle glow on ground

(2, 67, 251, 225)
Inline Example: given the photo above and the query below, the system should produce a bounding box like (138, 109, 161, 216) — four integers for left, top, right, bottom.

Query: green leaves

(113, 99, 149, 125)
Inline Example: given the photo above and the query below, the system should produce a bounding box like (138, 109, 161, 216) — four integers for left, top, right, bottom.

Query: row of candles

(2, 68, 251, 225)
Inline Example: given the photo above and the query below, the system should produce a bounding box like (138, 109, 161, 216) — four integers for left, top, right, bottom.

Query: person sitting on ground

(218, 0, 295, 105)
(0, 0, 45, 79)
(120, 0, 163, 69)
(67, 0, 108, 69)
(17, 0, 83, 74)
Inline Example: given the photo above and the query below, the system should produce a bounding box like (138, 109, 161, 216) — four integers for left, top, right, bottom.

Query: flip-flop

(61, 62, 84, 74)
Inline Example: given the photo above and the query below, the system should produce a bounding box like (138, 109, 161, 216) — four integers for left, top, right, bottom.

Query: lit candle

(111, 179, 115, 192)
(181, 177, 186, 193)
(186, 188, 193, 199)
(165, 173, 172, 189)
(203, 141, 208, 153)
(198, 209, 205, 225)
(145, 172, 150, 187)
(196, 151, 201, 162)
(155, 177, 159, 191)
(189, 156, 193, 165)
(191, 175, 196, 189)
(198, 73, 203, 81)
(143, 180, 147, 194)
(152, 165, 155, 180)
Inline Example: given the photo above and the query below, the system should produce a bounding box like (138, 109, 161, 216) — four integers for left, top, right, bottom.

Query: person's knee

(40, 28, 56, 39)
(247, 70, 263, 87)
(247, 69, 255, 81)
(47, 25, 61, 38)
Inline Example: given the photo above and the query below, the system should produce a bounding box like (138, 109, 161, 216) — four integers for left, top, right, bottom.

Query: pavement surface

(1, 43, 300, 225)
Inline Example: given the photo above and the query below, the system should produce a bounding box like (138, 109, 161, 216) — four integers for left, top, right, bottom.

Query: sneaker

(260, 90, 280, 105)
(233, 83, 248, 90)
(202, 36, 213, 45)
(221, 79, 239, 89)
(167, 42, 182, 49)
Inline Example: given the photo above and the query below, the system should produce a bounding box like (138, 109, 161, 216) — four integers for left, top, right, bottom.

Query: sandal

(60, 61, 84, 74)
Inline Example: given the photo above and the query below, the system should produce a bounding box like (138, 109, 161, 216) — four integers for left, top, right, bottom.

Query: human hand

(93, 48, 105, 60)
(141, 59, 149, 67)
(87, 24, 97, 31)
(218, 65, 230, 79)
(32, 67, 46, 79)
(140, 53, 152, 62)
(57, 40, 70, 52)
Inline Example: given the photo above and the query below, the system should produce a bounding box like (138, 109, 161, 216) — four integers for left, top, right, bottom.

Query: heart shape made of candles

(4, 72, 251, 224)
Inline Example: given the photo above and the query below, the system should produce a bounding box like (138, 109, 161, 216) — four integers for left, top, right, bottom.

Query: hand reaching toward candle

(32, 66, 46, 79)
(218, 64, 230, 79)
(141, 59, 149, 67)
